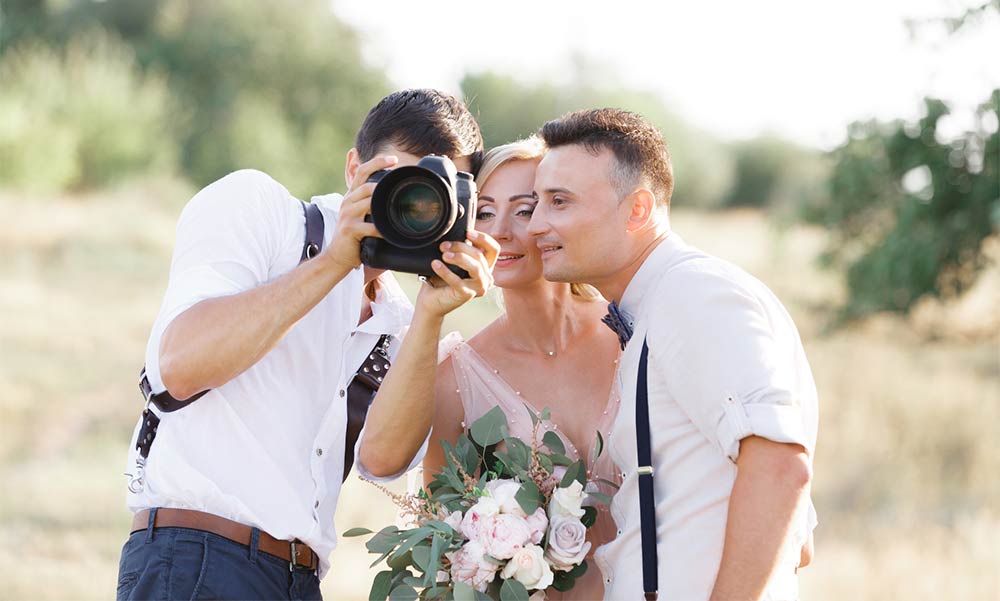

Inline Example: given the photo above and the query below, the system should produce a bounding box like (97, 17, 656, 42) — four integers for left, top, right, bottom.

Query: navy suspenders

(637, 339, 659, 600)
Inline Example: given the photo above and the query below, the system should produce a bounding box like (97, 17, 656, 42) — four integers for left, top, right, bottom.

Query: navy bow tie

(602, 301, 633, 350)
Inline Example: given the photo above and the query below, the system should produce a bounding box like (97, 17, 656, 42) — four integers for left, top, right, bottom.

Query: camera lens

(389, 179, 446, 237)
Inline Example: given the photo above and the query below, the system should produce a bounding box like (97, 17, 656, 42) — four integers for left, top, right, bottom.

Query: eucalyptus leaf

(367, 526, 405, 554)
(387, 549, 413, 570)
(581, 506, 598, 528)
(567, 559, 588, 578)
(540, 408, 551, 421)
(453, 581, 477, 601)
(343, 527, 373, 537)
(593, 430, 604, 462)
(369, 570, 393, 601)
(515, 480, 542, 515)
(470, 406, 509, 447)
(499, 578, 530, 601)
(559, 461, 582, 488)
(551, 570, 575, 592)
(422, 532, 446, 587)
(523, 401, 540, 426)
(410, 545, 431, 572)
(388, 584, 418, 601)
(587, 491, 613, 505)
(542, 430, 566, 455)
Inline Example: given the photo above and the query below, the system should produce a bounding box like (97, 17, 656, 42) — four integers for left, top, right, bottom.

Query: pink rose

(543, 516, 591, 571)
(460, 497, 500, 541)
(447, 540, 499, 593)
(480, 513, 532, 560)
(524, 507, 548, 545)
(500, 544, 554, 591)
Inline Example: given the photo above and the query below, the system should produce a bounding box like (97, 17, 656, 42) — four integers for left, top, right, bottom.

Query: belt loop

(144, 507, 158, 544)
(249, 527, 260, 564)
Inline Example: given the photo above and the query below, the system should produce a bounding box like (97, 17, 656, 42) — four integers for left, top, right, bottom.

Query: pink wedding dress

(440, 332, 621, 600)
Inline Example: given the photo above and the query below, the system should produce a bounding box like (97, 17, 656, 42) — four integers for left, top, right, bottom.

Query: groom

(529, 109, 818, 600)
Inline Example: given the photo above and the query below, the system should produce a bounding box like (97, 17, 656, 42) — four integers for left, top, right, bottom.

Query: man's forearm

(159, 252, 353, 399)
(710, 436, 811, 601)
(357, 308, 444, 477)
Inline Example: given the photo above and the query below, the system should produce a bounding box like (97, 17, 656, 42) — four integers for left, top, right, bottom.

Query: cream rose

(544, 516, 591, 570)
(500, 544, 554, 591)
(548, 480, 586, 520)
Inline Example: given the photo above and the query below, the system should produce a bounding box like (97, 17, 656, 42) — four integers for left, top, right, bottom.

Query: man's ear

(345, 148, 361, 189)
(625, 188, 657, 232)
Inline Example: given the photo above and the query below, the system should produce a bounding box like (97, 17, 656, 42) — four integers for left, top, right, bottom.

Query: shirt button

(316, 448, 323, 456)
(339, 389, 346, 397)
(617, 529, 622, 536)
(314, 500, 320, 508)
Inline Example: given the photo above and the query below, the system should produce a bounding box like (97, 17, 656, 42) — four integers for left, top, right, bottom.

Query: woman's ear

(345, 148, 361, 189)
(625, 188, 656, 232)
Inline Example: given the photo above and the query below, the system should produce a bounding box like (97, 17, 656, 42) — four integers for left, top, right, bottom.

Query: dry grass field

(0, 181, 997, 600)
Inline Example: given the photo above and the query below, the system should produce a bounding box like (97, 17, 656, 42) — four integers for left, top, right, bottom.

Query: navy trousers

(116, 509, 322, 600)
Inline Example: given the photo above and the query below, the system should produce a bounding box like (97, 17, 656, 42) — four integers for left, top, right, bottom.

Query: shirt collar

(356, 272, 414, 337)
(618, 232, 688, 321)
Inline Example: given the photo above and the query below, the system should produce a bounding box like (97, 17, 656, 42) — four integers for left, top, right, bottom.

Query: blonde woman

(426, 137, 622, 600)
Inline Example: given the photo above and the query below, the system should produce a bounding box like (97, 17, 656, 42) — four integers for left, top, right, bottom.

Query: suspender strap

(637, 339, 659, 600)
(342, 334, 392, 481)
(135, 200, 327, 459)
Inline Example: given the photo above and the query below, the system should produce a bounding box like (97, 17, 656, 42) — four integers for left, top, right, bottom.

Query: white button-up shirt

(124, 170, 423, 578)
(594, 233, 818, 601)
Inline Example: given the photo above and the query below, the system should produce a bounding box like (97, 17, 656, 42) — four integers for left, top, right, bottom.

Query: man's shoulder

(646, 246, 773, 318)
(180, 169, 301, 223)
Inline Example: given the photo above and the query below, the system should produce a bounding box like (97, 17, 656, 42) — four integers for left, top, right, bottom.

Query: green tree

(806, 93, 998, 318)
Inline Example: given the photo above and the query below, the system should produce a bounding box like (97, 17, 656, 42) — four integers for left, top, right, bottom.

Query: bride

(425, 137, 622, 600)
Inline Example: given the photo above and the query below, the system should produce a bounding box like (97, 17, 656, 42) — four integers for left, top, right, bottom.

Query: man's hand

(417, 229, 500, 317)
(324, 155, 397, 270)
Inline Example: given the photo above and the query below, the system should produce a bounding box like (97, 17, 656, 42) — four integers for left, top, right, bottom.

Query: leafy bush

(0, 31, 176, 193)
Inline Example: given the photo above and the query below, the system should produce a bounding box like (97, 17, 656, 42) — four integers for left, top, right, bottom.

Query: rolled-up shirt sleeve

(143, 169, 295, 392)
(353, 427, 431, 483)
(648, 263, 813, 462)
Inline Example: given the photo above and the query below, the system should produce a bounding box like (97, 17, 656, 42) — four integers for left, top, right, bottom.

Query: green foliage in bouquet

(345, 406, 613, 601)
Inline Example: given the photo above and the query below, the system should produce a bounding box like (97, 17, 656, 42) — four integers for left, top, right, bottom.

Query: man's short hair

(355, 89, 484, 174)
(539, 108, 673, 208)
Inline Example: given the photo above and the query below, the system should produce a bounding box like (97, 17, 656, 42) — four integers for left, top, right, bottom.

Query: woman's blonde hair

(476, 136, 602, 302)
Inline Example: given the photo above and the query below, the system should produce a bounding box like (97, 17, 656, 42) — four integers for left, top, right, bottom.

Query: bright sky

(333, 0, 999, 149)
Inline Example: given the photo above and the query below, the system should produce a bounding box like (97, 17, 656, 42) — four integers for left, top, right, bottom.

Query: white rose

(548, 480, 586, 520)
(500, 544, 554, 591)
(461, 496, 501, 541)
(486, 479, 527, 517)
(544, 516, 592, 570)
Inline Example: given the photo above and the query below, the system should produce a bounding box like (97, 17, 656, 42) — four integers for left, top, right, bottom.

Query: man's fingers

(351, 222, 381, 241)
(343, 182, 377, 207)
(350, 155, 398, 190)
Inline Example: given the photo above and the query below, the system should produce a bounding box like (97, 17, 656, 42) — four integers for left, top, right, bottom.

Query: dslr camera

(361, 155, 477, 278)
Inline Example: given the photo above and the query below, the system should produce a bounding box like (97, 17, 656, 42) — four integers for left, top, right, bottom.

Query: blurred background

(0, 0, 997, 599)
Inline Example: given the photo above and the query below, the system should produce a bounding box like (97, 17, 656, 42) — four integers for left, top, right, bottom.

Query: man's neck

(595, 225, 671, 303)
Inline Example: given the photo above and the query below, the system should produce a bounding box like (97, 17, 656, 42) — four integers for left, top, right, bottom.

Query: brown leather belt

(131, 508, 319, 571)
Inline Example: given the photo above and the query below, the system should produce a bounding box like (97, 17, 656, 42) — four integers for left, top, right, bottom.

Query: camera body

(361, 155, 477, 278)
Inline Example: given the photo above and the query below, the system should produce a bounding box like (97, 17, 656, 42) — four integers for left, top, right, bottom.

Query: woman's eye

(476, 211, 495, 221)
(515, 207, 534, 218)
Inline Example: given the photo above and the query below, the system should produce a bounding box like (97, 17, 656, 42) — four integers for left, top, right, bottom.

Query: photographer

(116, 89, 497, 600)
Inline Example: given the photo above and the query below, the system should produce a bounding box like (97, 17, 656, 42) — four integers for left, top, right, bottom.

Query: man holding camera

(116, 89, 498, 600)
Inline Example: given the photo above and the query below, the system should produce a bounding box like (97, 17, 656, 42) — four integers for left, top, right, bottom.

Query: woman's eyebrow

(508, 194, 535, 202)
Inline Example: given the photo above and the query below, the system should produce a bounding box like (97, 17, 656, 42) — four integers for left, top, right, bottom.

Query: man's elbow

(739, 436, 812, 491)
(159, 348, 201, 401)
(357, 443, 407, 480)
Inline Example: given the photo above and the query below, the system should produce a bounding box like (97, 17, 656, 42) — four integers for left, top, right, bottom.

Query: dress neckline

(455, 340, 620, 466)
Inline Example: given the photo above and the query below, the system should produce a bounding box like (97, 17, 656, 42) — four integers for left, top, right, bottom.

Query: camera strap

(129, 201, 325, 493)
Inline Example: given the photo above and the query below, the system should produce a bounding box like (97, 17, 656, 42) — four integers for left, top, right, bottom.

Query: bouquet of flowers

(344, 405, 613, 601)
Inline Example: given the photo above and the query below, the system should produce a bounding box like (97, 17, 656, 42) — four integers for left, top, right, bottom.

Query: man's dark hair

(540, 108, 673, 208)
(355, 89, 484, 174)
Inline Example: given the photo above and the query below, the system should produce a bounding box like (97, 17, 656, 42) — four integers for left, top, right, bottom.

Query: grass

(0, 184, 996, 600)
